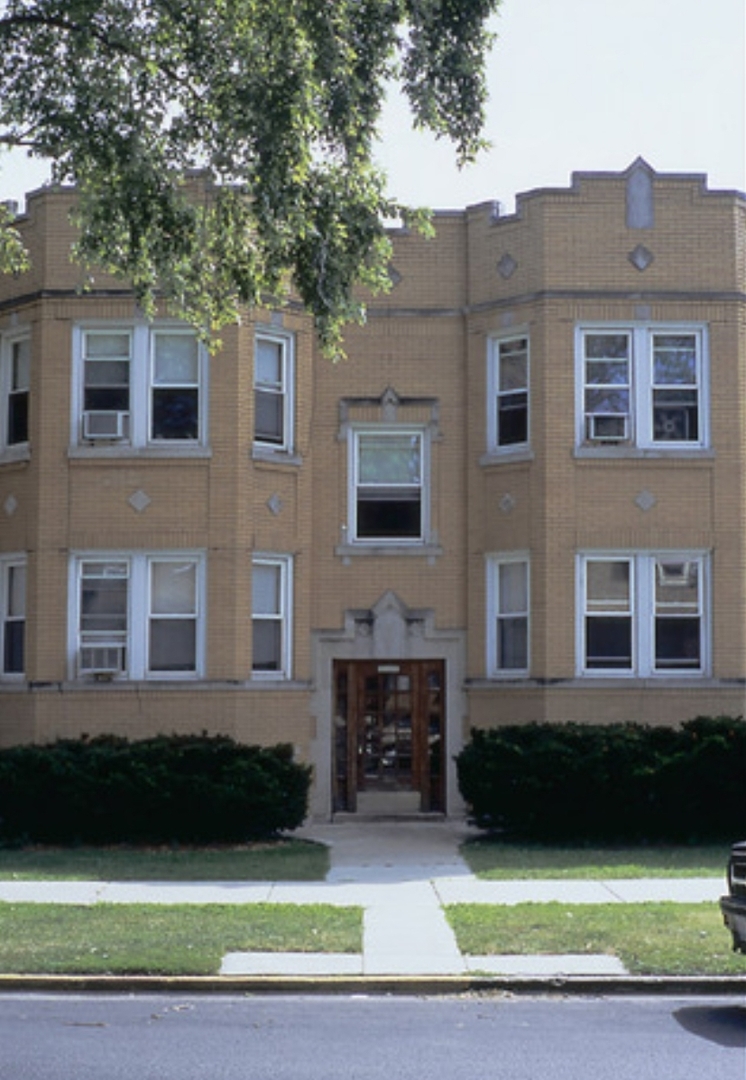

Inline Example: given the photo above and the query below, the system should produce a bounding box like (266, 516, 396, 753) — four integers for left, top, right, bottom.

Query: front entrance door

(333, 660, 444, 813)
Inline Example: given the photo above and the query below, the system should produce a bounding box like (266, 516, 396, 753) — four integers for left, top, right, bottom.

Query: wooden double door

(333, 660, 444, 813)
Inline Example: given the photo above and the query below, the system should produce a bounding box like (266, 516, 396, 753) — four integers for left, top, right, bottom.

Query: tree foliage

(0, 0, 500, 352)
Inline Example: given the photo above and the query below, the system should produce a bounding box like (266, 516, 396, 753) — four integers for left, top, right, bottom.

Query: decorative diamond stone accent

(4, 494, 18, 516)
(128, 489, 152, 513)
(267, 493, 283, 516)
(499, 493, 516, 514)
(635, 490, 657, 512)
(497, 253, 518, 279)
(628, 244, 654, 271)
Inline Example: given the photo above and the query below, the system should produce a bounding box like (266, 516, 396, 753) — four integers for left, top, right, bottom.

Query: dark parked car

(720, 841, 746, 953)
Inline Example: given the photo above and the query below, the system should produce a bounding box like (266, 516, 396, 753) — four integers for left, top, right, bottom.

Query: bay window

(489, 334, 529, 450)
(252, 555, 292, 678)
(578, 324, 707, 449)
(579, 552, 708, 676)
(487, 554, 530, 676)
(73, 553, 204, 679)
(1, 330, 30, 450)
(254, 330, 293, 452)
(1, 557, 25, 677)
(74, 324, 206, 447)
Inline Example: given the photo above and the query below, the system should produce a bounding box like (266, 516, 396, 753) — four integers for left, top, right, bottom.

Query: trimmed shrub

(456, 716, 746, 843)
(0, 734, 312, 844)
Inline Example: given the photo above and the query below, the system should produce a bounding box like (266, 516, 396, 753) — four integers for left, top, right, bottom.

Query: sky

(2, 0, 745, 213)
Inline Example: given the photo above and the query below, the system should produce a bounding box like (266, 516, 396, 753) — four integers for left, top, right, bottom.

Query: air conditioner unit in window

(588, 414, 629, 442)
(657, 561, 695, 587)
(78, 644, 126, 678)
(83, 410, 128, 439)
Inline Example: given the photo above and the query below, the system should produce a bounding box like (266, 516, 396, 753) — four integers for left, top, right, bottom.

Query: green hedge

(456, 716, 746, 842)
(0, 734, 312, 844)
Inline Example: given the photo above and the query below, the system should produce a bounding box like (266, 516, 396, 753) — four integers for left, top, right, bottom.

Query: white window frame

(1, 554, 26, 679)
(487, 333, 530, 452)
(72, 323, 208, 449)
(576, 551, 710, 677)
(348, 426, 429, 545)
(0, 327, 30, 453)
(576, 323, 708, 450)
(253, 329, 294, 454)
(251, 554, 293, 680)
(486, 553, 530, 677)
(69, 552, 206, 680)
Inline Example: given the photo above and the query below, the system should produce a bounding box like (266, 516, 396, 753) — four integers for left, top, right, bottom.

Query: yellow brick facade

(1, 161, 745, 818)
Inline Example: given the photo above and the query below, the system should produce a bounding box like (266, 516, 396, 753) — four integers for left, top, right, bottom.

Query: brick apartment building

(1, 159, 744, 819)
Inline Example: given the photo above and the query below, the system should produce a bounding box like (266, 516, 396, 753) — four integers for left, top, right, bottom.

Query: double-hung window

(75, 324, 205, 447)
(1, 330, 30, 450)
(578, 552, 708, 676)
(578, 324, 707, 449)
(151, 331, 201, 440)
(254, 331, 293, 452)
(350, 429, 425, 543)
(488, 335, 529, 450)
(487, 554, 529, 676)
(73, 553, 204, 679)
(252, 556, 292, 678)
(1, 556, 25, 677)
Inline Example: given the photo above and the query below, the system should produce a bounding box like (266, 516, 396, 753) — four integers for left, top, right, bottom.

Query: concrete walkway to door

(0, 819, 724, 980)
(219, 819, 719, 978)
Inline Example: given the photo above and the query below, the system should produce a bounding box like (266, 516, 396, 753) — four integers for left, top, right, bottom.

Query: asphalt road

(1, 993, 744, 1080)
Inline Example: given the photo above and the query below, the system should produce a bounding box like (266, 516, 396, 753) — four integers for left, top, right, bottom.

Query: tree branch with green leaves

(0, 0, 500, 353)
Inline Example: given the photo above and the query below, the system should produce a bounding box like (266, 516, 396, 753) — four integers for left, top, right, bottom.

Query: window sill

(574, 445, 715, 461)
(68, 445, 212, 461)
(19, 678, 312, 693)
(0, 445, 30, 466)
(335, 542, 443, 562)
(480, 447, 534, 467)
(467, 674, 717, 690)
(252, 446, 303, 467)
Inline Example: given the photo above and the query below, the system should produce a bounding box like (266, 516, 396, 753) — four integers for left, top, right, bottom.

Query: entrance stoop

(334, 788, 446, 822)
(356, 791, 421, 816)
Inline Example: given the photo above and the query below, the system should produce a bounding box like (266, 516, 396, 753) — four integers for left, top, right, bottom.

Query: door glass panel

(337, 661, 445, 813)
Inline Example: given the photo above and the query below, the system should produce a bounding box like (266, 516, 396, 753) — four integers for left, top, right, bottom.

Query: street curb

(0, 974, 744, 996)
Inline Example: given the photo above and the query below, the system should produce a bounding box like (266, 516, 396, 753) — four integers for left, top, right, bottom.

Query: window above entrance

(352, 429, 424, 542)
(336, 388, 442, 558)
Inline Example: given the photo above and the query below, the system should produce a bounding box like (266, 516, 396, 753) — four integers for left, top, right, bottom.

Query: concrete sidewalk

(0, 821, 729, 979)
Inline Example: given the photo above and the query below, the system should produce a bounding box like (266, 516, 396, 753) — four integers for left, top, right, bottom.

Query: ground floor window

(578, 551, 708, 676)
(252, 555, 293, 678)
(486, 553, 530, 676)
(71, 552, 204, 679)
(1, 556, 25, 676)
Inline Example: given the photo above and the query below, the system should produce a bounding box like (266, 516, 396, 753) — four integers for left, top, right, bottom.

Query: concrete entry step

(355, 791, 422, 815)
(332, 813, 446, 824)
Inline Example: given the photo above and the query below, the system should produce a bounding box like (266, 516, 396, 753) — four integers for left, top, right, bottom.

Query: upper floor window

(488, 335, 529, 450)
(1, 330, 30, 450)
(350, 428, 426, 543)
(487, 554, 529, 677)
(71, 552, 204, 680)
(73, 324, 206, 447)
(1, 556, 25, 677)
(577, 324, 708, 449)
(254, 330, 293, 453)
(252, 555, 292, 678)
(578, 552, 708, 676)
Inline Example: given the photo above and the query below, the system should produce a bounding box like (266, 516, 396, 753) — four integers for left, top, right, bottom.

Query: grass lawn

(460, 840, 728, 880)
(0, 840, 329, 882)
(0, 902, 363, 975)
(447, 902, 745, 976)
